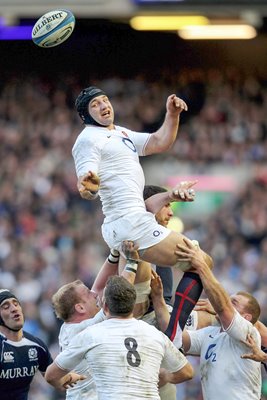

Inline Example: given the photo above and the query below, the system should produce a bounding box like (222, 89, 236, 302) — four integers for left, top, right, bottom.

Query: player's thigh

(141, 231, 213, 269)
(141, 230, 186, 266)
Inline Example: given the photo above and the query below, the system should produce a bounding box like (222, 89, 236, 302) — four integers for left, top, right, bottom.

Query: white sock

(172, 324, 183, 350)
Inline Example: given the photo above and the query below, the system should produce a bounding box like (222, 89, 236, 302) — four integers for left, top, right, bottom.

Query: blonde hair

(52, 280, 84, 321)
(237, 291, 261, 324)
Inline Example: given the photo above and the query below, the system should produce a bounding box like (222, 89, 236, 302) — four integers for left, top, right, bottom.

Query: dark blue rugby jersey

(0, 330, 53, 400)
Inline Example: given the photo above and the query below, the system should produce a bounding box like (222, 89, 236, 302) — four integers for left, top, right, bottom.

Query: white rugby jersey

(59, 310, 105, 400)
(187, 310, 262, 400)
(55, 318, 188, 400)
(72, 125, 151, 223)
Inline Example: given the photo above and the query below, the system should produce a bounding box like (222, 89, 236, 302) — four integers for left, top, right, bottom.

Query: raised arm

(145, 180, 197, 214)
(145, 94, 187, 155)
(150, 270, 170, 332)
(120, 240, 141, 285)
(91, 249, 120, 297)
(175, 238, 235, 330)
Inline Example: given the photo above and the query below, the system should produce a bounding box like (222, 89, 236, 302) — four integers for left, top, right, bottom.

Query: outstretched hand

(77, 171, 100, 200)
(241, 334, 267, 363)
(62, 372, 87, 390)
(158, 368, 170, 388)
(78, 171, 100, 194)
(170, 180, 198, 202)
(150, 269, 164, 299)
(122, 240, 140, 262)
(166, 94, 188, 116)
(195, 299, 216, 315)
(175, 238, 205, 271)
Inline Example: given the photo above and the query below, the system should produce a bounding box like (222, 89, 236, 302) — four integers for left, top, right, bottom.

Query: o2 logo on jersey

(122, 137, 137, 153)
(153, 230, 162, 237)
(28, 348, 38, 361)
(205, 344, 217, 362)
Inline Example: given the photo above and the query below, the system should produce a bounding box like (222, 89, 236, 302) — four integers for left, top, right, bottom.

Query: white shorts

(102, 211, 171, 251)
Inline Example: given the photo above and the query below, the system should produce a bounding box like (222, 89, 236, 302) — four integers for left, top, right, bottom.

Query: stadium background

(0, 0, 267, 398)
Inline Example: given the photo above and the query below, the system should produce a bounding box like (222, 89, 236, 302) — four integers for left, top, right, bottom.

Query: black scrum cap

(75, 86, 107, 126)
(0, 289, 20, 327)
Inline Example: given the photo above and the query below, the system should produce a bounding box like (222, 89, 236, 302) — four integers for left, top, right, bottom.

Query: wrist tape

(108, 249, 120, 264)
(124, 259, 138, 274)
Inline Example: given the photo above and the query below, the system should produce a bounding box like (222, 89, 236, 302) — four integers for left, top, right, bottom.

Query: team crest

(28, 348, 38, 361)
(186, 314, 193, 327)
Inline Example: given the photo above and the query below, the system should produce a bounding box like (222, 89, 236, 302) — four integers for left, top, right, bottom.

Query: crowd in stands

(0, 68, 267, 399)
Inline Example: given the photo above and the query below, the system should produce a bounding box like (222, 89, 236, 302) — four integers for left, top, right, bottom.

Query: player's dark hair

(75, 86, 107, 126)
(0, 289, 19, 308)
(104, 276, 136, 316)
(237, 291, 261, 324)
(143, 185, 167, 201)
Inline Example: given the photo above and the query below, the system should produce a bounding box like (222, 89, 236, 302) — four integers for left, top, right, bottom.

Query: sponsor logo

(3, 352, 14, 362)
(0, 365, 38, 379)
(122, 138, 136, 153)
(153, 230, 162, 237)
(205, 344, 217, 362)
(32, 12, 64, 36)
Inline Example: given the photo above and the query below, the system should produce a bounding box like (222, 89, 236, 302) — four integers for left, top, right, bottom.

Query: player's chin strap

(0, 319, 21, 332)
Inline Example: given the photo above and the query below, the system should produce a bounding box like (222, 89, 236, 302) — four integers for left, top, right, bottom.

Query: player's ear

(243, 313, 253, 322)
(74, 303, 85, 314)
